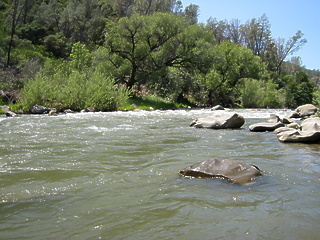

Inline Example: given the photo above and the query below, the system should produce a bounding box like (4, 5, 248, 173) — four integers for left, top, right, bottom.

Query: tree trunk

(6, 0, 20, 67)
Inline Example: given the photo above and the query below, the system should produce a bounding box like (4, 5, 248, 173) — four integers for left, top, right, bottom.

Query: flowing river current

(0, 109, 319, 239)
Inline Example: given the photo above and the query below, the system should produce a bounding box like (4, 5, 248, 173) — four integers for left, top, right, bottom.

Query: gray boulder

(48, 109, 58, 116)
(190, 113, 245, 129)
(277, 130, 320, 143)
(5, 110, 17, 117)
(300, 117, 320, 131)
(211, 105, 225, 110)
(287, 122, 300, 129)
(179, 158, 262, 184)
(293, 104, 318, 118)
(249, 114, 285, 132)
(277, 118, 320, 143)
(81, 107, 95, 112)
(249, 122, 284, 132)
(31, 105, 50, 114)
(267, 114, 281, 123)
(274, 122, 300, 134)
(64, 109, 74, 113)
(282, 116, 296, 124)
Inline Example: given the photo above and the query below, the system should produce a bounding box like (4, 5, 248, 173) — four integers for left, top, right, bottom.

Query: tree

(273, 30, 307, 74)
(281, 56, 303, 75)
(184, 3, 199, 25)
(200, 41, 267, 105)
(6, 0, 19, 67)
(105, 14, 148, 89)
(171, 0, 183, 16)
(226, 19, 244, 44)
(242, 14, 272, 57)
(58, 0, 112, 44)
(104, 12, 215, 98)
(206, 17, 228, 44)
(281, 71, 314, 107)
(44, 33, 70, 58)
(133, 0, 176, 15)
(34, 0, 64, 31)
(113, 0, 135, 18)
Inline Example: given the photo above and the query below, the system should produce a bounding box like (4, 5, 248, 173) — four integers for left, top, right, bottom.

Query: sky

(181, 0, 320, 70)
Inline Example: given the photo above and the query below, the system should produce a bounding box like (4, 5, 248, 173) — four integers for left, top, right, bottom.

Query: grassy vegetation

(0, 99, 5, 114)
(0, 95, 188, 115)
(120, 95, 188, 111)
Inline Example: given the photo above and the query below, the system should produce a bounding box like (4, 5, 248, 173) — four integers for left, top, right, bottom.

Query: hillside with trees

(0, 0, 319, 112)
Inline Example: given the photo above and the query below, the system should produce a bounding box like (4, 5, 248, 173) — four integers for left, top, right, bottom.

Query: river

(0, 109, 319, 240)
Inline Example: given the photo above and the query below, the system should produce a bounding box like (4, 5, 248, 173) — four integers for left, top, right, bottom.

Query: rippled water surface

(0, 109, 319, 239)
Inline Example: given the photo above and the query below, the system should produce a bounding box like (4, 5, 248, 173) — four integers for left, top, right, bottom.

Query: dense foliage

(0, 0, 319, 111)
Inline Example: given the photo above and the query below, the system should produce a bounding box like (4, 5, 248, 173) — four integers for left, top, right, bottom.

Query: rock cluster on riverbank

(248, 104, 320, 143)
(190, 104, 319, 143)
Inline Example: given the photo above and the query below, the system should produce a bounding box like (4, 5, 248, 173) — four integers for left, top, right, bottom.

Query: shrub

(85, 71, 129, 111)
(240, 78, 285, 108)
(20, 64, 129, 112)
(312, 87, 320, 107)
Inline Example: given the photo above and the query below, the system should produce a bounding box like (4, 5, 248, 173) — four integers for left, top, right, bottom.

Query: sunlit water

(0, 109, 319, 240)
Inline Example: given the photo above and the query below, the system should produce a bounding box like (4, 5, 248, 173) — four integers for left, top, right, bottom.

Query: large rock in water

(179, 158, 262, 184)
(249, 114, 284, 132)
(5, 110, 17, 117)
(300, 117, 320, 131)
(190, 113, 245, 129)
(293, 104, 318, 118)
(31, 105, 50, 114)
(277, 117, 320, 143)
(277, 130, 320, 143)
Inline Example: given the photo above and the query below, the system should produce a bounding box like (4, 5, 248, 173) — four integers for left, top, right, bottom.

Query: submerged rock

(190, 113, 245, 129)
(179, 158, 262, 184)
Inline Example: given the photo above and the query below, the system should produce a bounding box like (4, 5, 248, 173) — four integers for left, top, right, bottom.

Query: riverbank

(1, 95, 190, 115)
(1, 95, 320, 120)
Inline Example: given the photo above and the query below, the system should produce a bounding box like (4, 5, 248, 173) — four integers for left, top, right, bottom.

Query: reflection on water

(0, 109, 319, 239)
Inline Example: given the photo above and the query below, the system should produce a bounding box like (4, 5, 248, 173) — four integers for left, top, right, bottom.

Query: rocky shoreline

(190, 103, 320, 143)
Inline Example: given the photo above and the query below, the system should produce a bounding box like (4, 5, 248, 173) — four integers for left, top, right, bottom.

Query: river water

(0, 109, 319, 240)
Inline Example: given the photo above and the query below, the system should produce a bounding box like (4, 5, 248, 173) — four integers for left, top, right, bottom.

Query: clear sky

(181, 0, 320, 70)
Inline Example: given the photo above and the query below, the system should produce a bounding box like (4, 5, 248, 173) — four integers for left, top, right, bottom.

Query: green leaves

(20, 49, 129, 112)
(240, 78, 285, 108)
(197, 41, 267, 105)
(70, 42, 91, 70)
(104, 12, 215, 98)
